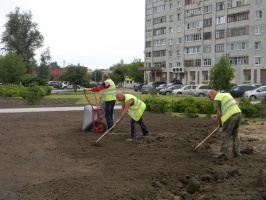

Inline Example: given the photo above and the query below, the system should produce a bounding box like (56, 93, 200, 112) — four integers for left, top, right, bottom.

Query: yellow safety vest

(124, 94, 146, 121)
(102, 79, 116, 101)
(214, 93, 241, 125)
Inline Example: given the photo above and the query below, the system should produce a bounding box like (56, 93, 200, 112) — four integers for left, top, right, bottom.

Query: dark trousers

(104, 100, 116, 130)
(130, 117, 149, 140)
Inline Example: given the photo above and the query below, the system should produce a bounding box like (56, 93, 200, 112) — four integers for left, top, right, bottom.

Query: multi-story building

(142, 0, 266, 85)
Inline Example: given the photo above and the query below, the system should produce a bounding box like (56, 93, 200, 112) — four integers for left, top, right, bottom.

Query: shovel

(195, 126, 219, 150)
(91, 124, 116, 146)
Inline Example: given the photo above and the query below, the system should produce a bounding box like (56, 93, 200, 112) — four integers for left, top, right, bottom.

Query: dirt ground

(0, 98, 266, 200)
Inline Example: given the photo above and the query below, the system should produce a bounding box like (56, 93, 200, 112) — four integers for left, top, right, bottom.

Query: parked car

(172, 85, 196, 96)
(156, 84, 167, 92)
(158, 84, 183, 95)
(53, 81, 62, 88)
(141, 81, 165, 94)
(192, 85, 210, 97)
(133, 83, 143, 92)
(47, 81, 56, 86)
(61, 81, 80, 89)
(243, 86, 266, 100)
(229, 85, 258, 98)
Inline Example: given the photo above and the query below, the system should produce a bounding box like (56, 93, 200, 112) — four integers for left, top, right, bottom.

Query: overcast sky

(0, 0, 145, 70)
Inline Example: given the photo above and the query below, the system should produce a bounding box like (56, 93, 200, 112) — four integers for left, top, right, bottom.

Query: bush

(20, 76, 47, 86)
(239, 97, 264, 118)
(144, 97, 171, 113)
(0, 84, 23, 97)
(19, 83, 49, 105)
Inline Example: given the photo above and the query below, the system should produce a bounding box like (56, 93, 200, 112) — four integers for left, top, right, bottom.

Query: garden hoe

(91, 124, 116, 147)
(195, 126, 219, 150)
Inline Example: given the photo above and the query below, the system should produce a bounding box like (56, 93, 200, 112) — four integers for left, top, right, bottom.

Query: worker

(115, 91, 149, 141)
(83, 73, 116, 134)
(207, 90, 242, 159)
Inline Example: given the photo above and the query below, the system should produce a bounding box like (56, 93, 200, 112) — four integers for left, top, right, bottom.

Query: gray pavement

(0, 105, 122, 113)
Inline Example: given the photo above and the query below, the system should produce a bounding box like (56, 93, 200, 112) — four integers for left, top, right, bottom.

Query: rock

(228, 169, 241, 177)
(240, 147, 253, 155)
(186, 177, 200, 194)
(201, 174, 212, 182)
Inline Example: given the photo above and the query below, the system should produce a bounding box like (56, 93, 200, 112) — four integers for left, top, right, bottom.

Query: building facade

(143, 0, 266, 85)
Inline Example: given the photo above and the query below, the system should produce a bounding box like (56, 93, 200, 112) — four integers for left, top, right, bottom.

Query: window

(216, 16, 225, 24)
(186, 20, 203, 30)
(154, 16, 166, 24)
(153, 50, 166, 57)
(154, 62, 166, 68)
(236, 1, 241, 7)
(185, 34, 201, 42)
(169, 51, 172, 57)
(177, 14, 181, 20)
(255, 27, 261, 35)
(216, 2, 225, 11)
(185, 7, 202, 17)
(215, 30, 225, 39)
(228, 27, 249, 37)
(169, 15, 173, 22)
(177, 37, 181, 44)
(146, 41, 152, 47)
(146, 19, 152, 26)
(169, 63, 172, 68)
(153, 27, 166, 36)
(177, 25, 181, 32)
(228, 42, 248, 51)
(176, 62, 181, 67)
(195, 59, 201, 67)
(169, 27, 173, 33)
(204, 45, 211, 52)
(229, 56, 249, 65)
(177, 50, 181, 55)
(203, 18, 212, 27)
(255, 56, 261, 65)
(169, 39, 173, 45)
(228, 12, 249, 23)
(146, 0, 152, 4)
(256, 10, 262, 19)
(146, 8, 152, 15)
(146, 30, 152, 37)
(215, 44, 224, 52)
(184, 60, 193, 67)
(255, 42, 261, 50)
(153, 39, 166, 46)
(203, 59, 211, 66)
(146, 52, 151, 58)
(186, 46, 201, 54)
(154, 5, 166, 13)
(203, 32, 211, 40)
(204, 5, 212, 13)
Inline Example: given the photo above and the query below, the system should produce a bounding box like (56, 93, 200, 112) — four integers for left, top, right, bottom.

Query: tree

(209, 55, 235, 92)
(61, 65, 88, 91)
(127, 58, 144, 83)
(0, 52, 27, 84)
(90, 69, 104, 83)
(1, 7, 44, 74)
(37, 47, 51, 80)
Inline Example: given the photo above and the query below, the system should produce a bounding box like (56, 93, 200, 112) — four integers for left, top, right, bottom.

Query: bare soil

(0, 98, 266, 200)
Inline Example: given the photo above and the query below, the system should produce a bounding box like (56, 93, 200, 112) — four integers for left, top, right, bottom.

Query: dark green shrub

(144, 97, 171, 113)
(20, 82, 47, 105)
(239, 97, 264, 118)
(21, 76, 47, 86)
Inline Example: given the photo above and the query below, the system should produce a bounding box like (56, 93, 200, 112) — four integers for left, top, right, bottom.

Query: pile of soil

(0, 98, 265, 200)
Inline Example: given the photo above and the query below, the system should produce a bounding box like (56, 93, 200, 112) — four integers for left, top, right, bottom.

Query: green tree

(0, 52, 27, 84)
(127, 58, 144, 83)
(90, 69, 104, 83)
(209, 55, 235, 92)
(37, 47, 51, 80)
(110, 61, 128, 86)
(61, 65, 88, 91)
(1, 7, 44, 74)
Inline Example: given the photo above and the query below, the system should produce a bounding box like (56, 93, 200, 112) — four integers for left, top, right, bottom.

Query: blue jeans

(130, 117, 149, 140)
(104, 100, 116, 131)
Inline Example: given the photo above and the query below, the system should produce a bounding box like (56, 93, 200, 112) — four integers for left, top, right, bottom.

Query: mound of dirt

(0, 98, 265, 200)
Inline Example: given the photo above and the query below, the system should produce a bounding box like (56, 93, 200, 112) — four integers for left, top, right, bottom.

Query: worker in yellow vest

(84, 74, 116, 134)
(115, 91, 149, 142)
(207, 90, 242, 159)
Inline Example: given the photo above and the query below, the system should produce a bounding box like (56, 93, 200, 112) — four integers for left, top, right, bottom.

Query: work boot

(142, 132, 150, 136)
(126, 138, 137, 142)
(233, 153, 242, 158)
(213, 153, 227, 159)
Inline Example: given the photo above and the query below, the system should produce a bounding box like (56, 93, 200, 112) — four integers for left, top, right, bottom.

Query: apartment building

(143, 0, 266, 85)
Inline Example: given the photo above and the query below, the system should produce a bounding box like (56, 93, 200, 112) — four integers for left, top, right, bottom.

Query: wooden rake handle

(95, 124, 116, 142)
(195, 126, 220, 150)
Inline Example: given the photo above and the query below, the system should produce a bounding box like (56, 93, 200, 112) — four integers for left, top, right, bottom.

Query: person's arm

(115, 99, 133, 124)
(216, 109, 222, 128)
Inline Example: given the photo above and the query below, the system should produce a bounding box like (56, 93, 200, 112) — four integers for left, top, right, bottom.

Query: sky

(0, 0, 145, 70)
